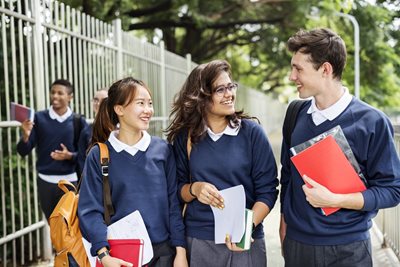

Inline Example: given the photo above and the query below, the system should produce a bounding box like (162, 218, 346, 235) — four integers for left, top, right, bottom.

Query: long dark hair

(90, 77, 151, 148)
(166, 59, 252, 144)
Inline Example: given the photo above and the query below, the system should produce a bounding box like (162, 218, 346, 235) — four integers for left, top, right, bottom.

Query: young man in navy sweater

(17, 79, 87, 220)
(280, 28, 400, 266)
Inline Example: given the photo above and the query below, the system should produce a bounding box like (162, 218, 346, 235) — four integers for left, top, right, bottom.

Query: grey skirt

(187, 237, 267, 267)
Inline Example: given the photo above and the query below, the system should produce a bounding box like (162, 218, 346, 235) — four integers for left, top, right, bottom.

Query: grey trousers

(283, 237, 372, 267)
(186, 237, 267, 267)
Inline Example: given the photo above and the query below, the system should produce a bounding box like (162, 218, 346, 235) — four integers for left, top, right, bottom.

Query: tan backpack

(49, 142, 114, 266)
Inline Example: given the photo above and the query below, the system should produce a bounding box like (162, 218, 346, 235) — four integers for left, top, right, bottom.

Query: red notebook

(96, 239, 144, 267)
(10, 102, 34, 122)
(291, 135, 366, 216)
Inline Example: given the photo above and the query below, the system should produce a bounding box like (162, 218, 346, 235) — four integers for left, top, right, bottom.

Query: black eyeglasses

(213, 82, 238, 97)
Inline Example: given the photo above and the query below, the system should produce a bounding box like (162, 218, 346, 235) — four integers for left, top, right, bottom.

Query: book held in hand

(291, 135, 366, 216)
(236, 209, 254, 250)
(95, 239, 144, 267)
(10, 102, 34, 122)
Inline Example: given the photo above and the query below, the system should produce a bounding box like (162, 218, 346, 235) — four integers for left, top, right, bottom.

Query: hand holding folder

(10, 102, 34, 122)
(95, 239, 144, 267)
(291, 135, 366, 216)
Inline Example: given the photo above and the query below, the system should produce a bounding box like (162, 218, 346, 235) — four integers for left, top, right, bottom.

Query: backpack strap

(282, 100, 307, 148)
(96, 142, 114, 226)
(73, 113, 83, 150)
(58, 180, 77, 194)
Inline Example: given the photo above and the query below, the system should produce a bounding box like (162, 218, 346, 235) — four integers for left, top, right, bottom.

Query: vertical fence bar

(114, 19, 122, 79)
(60, 2, 67, 79)
(1, 1, 10, 264)
(159, 41, 167, 134)
(16, 1, 25, 264)
(25, 0, 34, 261)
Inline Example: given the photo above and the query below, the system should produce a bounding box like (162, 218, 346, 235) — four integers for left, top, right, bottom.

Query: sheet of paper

(211, 185, 246, 244)
(82, 210, 153, 265)
(82, 238, 97, 267)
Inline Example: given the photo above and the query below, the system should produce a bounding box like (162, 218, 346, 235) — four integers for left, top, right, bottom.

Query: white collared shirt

(207, 120, 241, 141)
(307, 87, 353, 126)
(49, 105, 72, 123)
(108, 130, 151, 157)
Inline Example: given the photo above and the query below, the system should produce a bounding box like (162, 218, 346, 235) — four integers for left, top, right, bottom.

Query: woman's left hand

(225, 234, 248, 252)
(173, 247, 188, 267)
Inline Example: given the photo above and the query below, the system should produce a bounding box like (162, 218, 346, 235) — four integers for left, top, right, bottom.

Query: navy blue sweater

(280, 98, 400, 245)
(78, 137, 185, 256)
(16, 110, 87, 175)
(173, 119, 278, 241)
(77, 124, 92, 175)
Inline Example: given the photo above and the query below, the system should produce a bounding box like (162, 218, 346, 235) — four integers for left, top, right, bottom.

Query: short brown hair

(287, 28, 347, 80)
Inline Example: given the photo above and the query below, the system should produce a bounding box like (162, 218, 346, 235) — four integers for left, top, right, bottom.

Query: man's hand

(21, 120, 34, 142)
(302, 175, 339, 208)
(50, 143, 73, 161)
(302, 175, 365, 210)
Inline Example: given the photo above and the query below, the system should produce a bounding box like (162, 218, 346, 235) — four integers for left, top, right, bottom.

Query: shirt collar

(207, 119, 241, 139)
(307, 87, 352, 121)
(108, 130, 151, 153)
(49, 106, 72, 122)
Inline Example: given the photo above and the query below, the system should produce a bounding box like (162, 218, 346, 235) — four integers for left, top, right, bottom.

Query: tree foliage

(62, 0, 400, 108)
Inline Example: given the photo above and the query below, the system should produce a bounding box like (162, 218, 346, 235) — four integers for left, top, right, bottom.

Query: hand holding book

(291, 133, 366, 216)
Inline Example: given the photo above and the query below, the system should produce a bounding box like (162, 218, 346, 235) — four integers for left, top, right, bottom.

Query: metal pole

(113, 19, 123, 79)
(159, 41, 167, 136)
(336, 12, 360, 99)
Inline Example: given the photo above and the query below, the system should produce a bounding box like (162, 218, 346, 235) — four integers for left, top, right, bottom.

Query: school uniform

(77, 124, 92, 175)
(16, 106, 87, 219)
(173, 119, 279, 267)
(280, 90, 400, 266)
(78, 131, 185, 258)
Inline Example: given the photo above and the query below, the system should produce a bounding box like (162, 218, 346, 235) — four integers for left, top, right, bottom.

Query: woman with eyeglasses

(166, 59, 278, 267)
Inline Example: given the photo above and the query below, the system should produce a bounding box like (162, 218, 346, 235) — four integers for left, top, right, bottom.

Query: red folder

(96, 239, 144, 267)
(10, 102, 33, 122)
(291, 135, 366, 216)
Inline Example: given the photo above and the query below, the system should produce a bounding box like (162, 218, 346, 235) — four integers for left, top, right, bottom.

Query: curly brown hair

(166, 59, 253, 144)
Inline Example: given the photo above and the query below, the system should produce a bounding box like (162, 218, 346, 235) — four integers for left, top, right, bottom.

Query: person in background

(280, 28, 400, 267)
(166, 59, 278, 267)
(17, 79, 87, 220)
(78, 77, 187, 267)
(77, 88, 108, 175)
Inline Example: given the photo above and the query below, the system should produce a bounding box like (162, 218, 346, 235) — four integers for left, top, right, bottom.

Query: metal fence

(374, 125, 400, 260)
(0, 1, 285, 266)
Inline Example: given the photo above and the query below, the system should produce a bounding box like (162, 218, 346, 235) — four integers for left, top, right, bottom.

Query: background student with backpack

(78, 77, 187, 267)
(77, 88, 108, 175)
(16, 79, 87, 220)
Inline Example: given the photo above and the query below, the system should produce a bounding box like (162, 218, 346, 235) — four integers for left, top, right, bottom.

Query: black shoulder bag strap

(73, 113, 82, 150)
(282, 100, 307, 148)
(96, 142, 114, 225)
